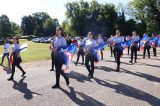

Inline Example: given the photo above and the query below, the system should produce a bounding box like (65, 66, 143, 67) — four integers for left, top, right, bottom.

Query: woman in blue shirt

(52, 27, 69, 88)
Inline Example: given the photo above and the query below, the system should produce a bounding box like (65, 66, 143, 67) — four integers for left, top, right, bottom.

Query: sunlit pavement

(0, 49, 160, 106)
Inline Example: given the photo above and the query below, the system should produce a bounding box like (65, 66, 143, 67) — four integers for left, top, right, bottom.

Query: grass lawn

(0, 39, 51, 66)
(0, 39, 110, 66)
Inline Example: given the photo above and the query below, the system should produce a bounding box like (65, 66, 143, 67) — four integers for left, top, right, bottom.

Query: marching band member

(151, 33, 157, 57)
(0, 37, 10, 67)
(129, 31, 139, 63)
(85, 32, 98, 78)
(97, 34, 104, 60)
(52, 27, 69, 88)
(108, 35, 114, 57)
(126, 35, 131, 55)
(143, 35, 151, 59)
(8, 36, 26, 81)
(49, 36, 56, 71)
(75, 36, 85, 65)
(112, 30, 125, 72)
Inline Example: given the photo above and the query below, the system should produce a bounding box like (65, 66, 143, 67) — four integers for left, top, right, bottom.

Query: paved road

(0, 49, 160, 106)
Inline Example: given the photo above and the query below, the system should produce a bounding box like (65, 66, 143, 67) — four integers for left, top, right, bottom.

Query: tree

(0, 15, 11, 36)
(65, 0, 117, 36)
(44, 18, 59, 36)
(21, 15, 35, 36)
(32, 12, 51, 36)
(11, 22, 21, 36)
(128, 0, 160, 33)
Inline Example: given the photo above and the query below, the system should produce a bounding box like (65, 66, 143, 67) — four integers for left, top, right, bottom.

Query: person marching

(126, 35, 131, 55)
(75, 36, 85, 65)
(49, 36, 56, 71)
(112, 30, 125, 72)
(151, 33, 157, 57)
(129, 31, 139, 63)
(85, 32, 98, 78)
(65, 34, 72, 46)
(0, 37, 10, 67)
(97, 34, 104, 60)
(143, 35, 151, 59)
(8, 36, 26, 81)
(108, 35, 114, 57)
(52, 27, 69, 88)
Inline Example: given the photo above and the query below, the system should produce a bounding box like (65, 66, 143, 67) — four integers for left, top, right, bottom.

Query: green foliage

(64, 0, 142, 36)
(44, 18, 59, 36)
(129, 0, 160, 33)
(21, 12, 60, 37)
(21, 15, 35, 36)
(0, 15, 12, 36)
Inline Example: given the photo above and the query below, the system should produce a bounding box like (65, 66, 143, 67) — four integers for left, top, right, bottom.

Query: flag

(124, 40, 132, 47)
(140, 35, 149, 49)
(158, 37, 160, 46)
(92, 42, 109, 62)
(58, 45, 77, 65)
(149, 37, 158, 48)
(10, 44, 28, 65)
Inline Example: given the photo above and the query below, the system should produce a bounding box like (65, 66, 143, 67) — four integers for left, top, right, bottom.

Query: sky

(0, 0, 131, 25)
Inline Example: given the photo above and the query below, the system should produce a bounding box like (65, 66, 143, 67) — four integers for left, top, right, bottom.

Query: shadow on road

(95, 66, 115, 72)
(59, 86, 106, 106)
(12, 76, 42, 100)
(93, 78, 160, 106)
(136, 62, 160, 68)
(121, 68, 160, 83)
(106, 60, 132, 66)
(0, 65, 12, 74)
(67, 71, 92, 83)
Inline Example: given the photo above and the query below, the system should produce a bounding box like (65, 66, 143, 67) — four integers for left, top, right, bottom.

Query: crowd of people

(48, 27, 159, 88)
(0, 26, 159, 89)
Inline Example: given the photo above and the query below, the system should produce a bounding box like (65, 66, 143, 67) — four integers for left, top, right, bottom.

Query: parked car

(44, 37, 52, 43)
(32, 37, 52, 43)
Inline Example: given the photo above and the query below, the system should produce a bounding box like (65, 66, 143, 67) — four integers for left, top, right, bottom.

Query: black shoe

(21, 72, 26, 77)
(135, 61, 137, 63)
(52, 84, 60, 89)
(50, 69, 54, 71)
(148, 57, 150, 59)
(8, 77, 13, 81)
(66, 78, 69, 86)
(88, 73, 91, 78)
(74, 62, 77, 66)
(116, 68, 119, 72)
(116, 66, 120, 72)
(82, 63, 84, 65)
(129, 61, 133, 63)
(143, 57, 145, 59)
(90, 75, 93, 78)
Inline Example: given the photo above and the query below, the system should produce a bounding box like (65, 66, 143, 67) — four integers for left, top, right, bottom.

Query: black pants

(101, 50, 103, 60)
(1, 53, 10, 65)
(76, 51, 84, 64)
(110, 45, 113, 57)
(55, 53, 68, 85)
(130, 44, 137, 62)
(143, 46, 150, 58)
(113, 46, 122, 68)
(10, 59, 25, 79)
(153, 47, 157, 56)
(128, 46, 130, 55)
(51, 52, 55, 70)
(85, 53, 95, 76)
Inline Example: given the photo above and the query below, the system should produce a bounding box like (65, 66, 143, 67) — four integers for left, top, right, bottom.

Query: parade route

(0, 49, 160, 106)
